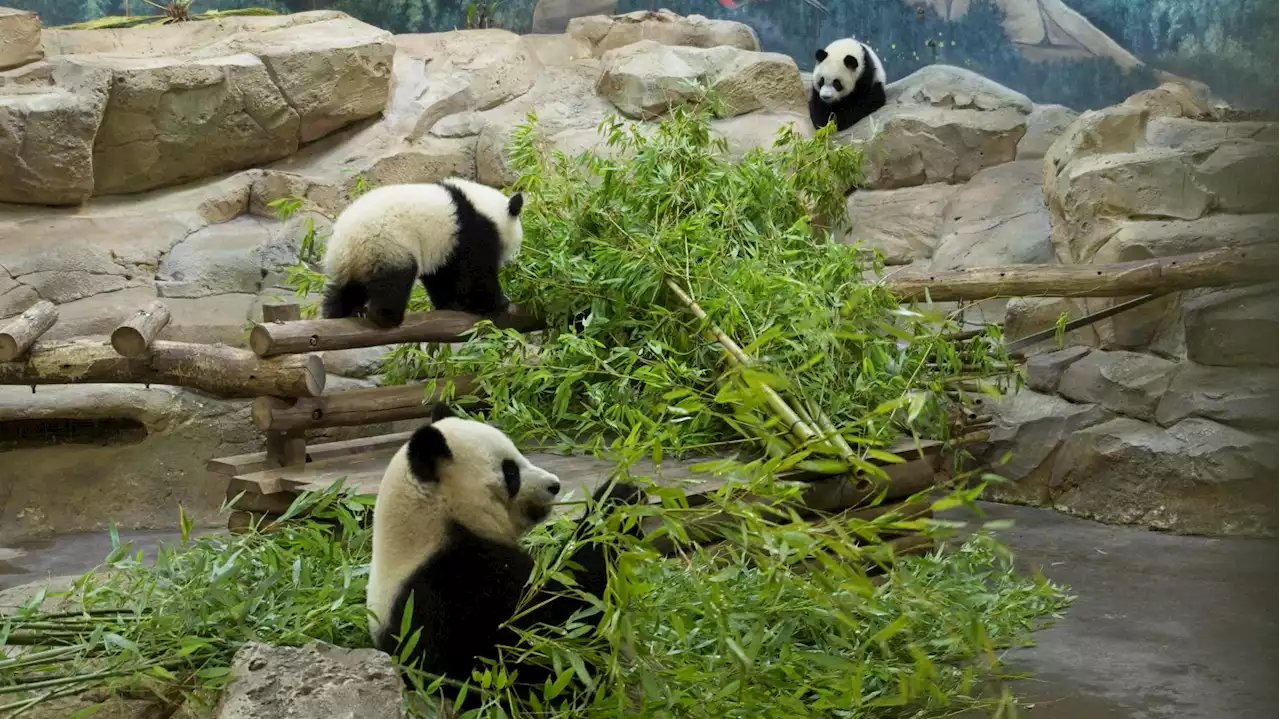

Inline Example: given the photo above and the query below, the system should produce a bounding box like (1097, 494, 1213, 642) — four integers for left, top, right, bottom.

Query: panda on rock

(366, 402, 648, 711)
(808, 37, 887, 133)
(320, 177, 525, 329)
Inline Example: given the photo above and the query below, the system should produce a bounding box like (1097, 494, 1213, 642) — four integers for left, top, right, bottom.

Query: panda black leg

(321, 280, 368, 320)
(364, 262, 419, 329)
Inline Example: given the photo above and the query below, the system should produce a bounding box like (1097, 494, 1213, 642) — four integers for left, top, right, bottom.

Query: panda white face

(395, 406, 563, 543)
(813, 38, 867, 104)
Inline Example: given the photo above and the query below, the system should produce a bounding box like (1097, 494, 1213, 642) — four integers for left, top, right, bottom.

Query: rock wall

(0, 7, 1272, 539)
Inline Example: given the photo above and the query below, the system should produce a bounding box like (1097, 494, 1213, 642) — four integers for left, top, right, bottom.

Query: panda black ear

(406, 423, 451, 483)
(815, 49, 828, 63)
(430, 402, 457, 422)
(508, 193, 524, 218)
(843, 54, 859, 70)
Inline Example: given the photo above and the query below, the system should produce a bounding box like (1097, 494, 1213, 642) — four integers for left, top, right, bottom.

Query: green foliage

(354, 106, 1013, 462)
(0, 481, 1073, 718)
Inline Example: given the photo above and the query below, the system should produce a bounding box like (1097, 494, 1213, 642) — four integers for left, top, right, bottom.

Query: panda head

(442, 177, 526, 266)
(813, 38, 868, 104)
(393, 403, 561, 542)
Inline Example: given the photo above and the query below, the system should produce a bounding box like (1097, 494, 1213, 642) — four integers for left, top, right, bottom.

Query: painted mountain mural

(9, 0, 1277, 111)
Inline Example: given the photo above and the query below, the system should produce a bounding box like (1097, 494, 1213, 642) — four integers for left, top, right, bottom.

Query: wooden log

(884, 244, 1278, 301)
(249, 304, 546, 357)
(110, 301, 171, 358)
(0, 337, 325, 398)
(0, 301, 58, 362)
(251, 376, 475, 431)
(208, 431, 414, 477)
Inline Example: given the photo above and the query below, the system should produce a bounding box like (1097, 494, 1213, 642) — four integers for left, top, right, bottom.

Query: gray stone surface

(1048, 417, 1277, 535)
(885, 64, 1034, 114)
(568, 8, 760, 56)
(1182, 284, 1279, 367)
(841, 183, 958, 264)
(930, 160, 1053, 270)
(214, 641, 403, 719)
(983, 390, 1112, 504)
(1016, 103, 1078, 160)
(1057, 349, 1179, 422)
(0, 7, 42, 70)
(1155, 363, 1279, 430)
(1025, 346, 1092, 393)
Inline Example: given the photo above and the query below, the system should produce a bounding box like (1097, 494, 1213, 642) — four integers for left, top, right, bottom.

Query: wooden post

(110, 301, 171, 358)
(883, 244, 1278, 301)
(0, 301, 58, 362)
(248, 305, 546, 357)
(261, 303, 308, 467)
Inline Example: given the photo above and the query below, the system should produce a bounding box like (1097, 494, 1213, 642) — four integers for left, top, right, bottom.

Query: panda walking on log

(366, 402, 648, 711)
(320, 177, 526, 329)
(808, 37, 888, 133)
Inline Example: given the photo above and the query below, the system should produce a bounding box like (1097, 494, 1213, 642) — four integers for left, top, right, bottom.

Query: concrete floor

(1, 503, 1276, 719)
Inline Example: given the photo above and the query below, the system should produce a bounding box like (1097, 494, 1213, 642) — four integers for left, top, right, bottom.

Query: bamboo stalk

(664, 278, 819, 444)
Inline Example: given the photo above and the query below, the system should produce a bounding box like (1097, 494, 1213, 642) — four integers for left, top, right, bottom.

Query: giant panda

(366, 402, 648, 712)
(808, 37, 887, 133)
(321, 178, 525, 329)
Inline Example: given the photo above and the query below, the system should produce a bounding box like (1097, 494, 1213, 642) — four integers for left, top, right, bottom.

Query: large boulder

(1016, 103, 1078, 160)
(568, 9, 759, 56)
(982, 389, 1113, 504)
(4, 12, 394, 203)
(1024, 345, 1092, 393)
(841, 183, 959, 265)
(214, 641, 403, 719)
(0, 58, 110, 205)
(596, 40, 805, 120)
(929, 160, 1053, 270)
(1154, 363, 1279, 431)
(1057, 349, 1179, 422)
(841, 65, 1032, 189)
(1181, 284, 1279, 368)
(1048, 417, 1277, 536)
(0, 7, 41, 70)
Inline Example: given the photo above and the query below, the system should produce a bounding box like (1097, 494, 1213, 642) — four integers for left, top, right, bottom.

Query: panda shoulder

(856, 39, 887, 85)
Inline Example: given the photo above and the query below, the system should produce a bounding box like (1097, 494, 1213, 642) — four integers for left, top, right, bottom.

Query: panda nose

(547, 480, 561, 496)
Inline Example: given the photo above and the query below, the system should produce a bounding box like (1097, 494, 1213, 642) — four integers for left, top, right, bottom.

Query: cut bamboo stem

(664, 278, 819, 444)
(0, 301, 58, 362)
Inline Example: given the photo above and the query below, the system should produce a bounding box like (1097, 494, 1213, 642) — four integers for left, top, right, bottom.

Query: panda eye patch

(501, 459, 521, 497)
(833, 79, 844, 92)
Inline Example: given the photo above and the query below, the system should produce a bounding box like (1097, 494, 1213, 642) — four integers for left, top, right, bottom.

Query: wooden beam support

(884, 244, 1278, 302)
(0, 338, 325, 398)
(110, 300, 171, 358)
(259, 303, 309, 466)
(251, 376, 475, 431)
(248, 305, 546, 357)
(0, 301, 58, 362)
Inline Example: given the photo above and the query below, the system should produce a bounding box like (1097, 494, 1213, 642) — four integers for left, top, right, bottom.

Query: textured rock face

(568, 8, 759, 56)
(1016, 104, 1078, 160)
(214, 641, 403, 719)
(0, 7, 41, 70)
(1057, 349, 1179, 422)
(983, 390, 1113, 504)
(0, 59, 110, 205)
(2, 11, 393, 203)
(840, 66, 1033, 190)
(929, 160, 1053, 270)
(842, 184, 958, 265)
(1048, 417, 1277, 536)
(597, 40, 805, 120)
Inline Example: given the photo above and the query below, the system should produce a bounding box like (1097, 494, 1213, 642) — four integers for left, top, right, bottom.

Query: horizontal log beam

(884, 245, 1278, 302)
(252, 376, 475, 431)
(249, 305, 546, 357)
(0, 338, 325, 398)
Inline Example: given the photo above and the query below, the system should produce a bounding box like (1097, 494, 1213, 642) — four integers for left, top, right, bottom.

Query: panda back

(323, 183, 461, 278)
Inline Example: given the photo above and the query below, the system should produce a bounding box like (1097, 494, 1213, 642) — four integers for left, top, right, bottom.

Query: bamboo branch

(664, 278, 819, 444)
(884, 245, 1278, 302)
